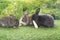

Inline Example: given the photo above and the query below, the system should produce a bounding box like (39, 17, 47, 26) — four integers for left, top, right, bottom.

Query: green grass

(0, 20, 60, 40)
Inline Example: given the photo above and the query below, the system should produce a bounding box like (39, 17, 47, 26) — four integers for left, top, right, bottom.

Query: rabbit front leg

(19, 20, 27, 26)
(19, 16, 23, 26)
(19, 17, 27, 26)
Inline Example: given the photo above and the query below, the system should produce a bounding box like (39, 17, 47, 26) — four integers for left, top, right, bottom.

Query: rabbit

(31, 8, 54, 28)
(0, 14, 19, 28)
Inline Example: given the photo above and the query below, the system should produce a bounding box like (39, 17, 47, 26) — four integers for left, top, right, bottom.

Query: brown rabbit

(0, 14, 19, 28)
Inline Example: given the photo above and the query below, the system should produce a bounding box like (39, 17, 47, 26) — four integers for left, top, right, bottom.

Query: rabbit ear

(24, 10, 28, 15)
(33, 20, 38, 28)
(10, 14, 15, 19)
(35, 8, 40, 15)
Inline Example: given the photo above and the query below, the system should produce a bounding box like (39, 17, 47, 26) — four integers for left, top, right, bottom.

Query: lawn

(0, 20, 60, 40)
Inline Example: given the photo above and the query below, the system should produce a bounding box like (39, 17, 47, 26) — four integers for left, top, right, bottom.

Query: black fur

(32, 8, 54, 27)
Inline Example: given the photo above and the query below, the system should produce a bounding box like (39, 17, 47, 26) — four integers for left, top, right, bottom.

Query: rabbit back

(38, 14, 54, 27)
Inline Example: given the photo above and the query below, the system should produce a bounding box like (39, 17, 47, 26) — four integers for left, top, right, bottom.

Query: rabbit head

(19, 10, 33, 26)
(9, 14, 19, 27)
(32, 8, 40, 20)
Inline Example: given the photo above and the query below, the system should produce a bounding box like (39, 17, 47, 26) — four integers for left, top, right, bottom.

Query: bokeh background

(0, 0, 60, 19)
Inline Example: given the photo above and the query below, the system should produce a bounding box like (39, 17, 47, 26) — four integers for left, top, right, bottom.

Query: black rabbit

(32, 8, 54, 28)
(0, 14, 19, 28)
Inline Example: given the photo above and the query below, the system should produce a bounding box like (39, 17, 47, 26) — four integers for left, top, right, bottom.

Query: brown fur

(0, 14, 19, 27)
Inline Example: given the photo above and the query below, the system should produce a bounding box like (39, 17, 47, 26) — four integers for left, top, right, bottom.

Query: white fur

(33, 20, 38, 28)
(19, 16, 27, 26)
(1, 23, 5, 26)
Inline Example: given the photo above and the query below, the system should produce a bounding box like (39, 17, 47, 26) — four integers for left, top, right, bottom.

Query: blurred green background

(0, 0, 60, 40)
(0, 0, 60, 19)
